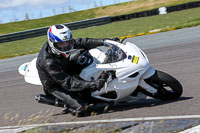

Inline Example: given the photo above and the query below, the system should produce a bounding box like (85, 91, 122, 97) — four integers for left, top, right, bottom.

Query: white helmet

(47, 24, 73, 58)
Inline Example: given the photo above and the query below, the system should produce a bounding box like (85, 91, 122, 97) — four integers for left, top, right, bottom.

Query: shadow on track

(111, 96, 192, 111)
(52, 97, 192, 117)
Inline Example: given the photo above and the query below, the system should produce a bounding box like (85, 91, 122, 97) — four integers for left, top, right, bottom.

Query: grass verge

(0, 7, 200, 59)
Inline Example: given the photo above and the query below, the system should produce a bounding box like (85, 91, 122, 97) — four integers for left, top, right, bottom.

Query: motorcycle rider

(36, 24, 117, 116)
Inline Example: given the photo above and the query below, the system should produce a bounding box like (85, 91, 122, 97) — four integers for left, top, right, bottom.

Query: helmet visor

(53, 41, 73, 52)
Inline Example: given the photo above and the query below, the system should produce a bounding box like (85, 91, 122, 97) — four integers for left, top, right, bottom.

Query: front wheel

(145, 70, 183, 100)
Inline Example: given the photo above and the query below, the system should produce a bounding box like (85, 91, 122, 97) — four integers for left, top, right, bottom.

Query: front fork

(139, 67, 158, 95)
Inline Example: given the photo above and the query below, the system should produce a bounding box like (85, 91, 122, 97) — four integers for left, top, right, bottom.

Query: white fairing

(19, 40, 157, 103)
(18, 58, 42, 85)
(80, 40, 156, 102)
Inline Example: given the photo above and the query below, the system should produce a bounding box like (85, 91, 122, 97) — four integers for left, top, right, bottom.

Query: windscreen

(97, 42, 127, 64)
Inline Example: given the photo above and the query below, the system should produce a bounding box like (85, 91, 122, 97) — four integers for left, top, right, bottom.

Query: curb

(120, 27, 176, 39)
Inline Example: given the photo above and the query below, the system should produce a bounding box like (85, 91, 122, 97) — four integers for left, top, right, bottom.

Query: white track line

(1, 115, 200, 131)
(0, 127, 35, 133)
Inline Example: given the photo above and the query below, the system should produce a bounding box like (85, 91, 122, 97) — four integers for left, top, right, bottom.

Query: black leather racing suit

(36, 38, 105, 109)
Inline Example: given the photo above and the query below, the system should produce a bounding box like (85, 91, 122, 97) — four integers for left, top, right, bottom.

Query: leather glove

(100, 72, 109, 81)
(92, 72, 109, 91)
(95, 79, 106, 89)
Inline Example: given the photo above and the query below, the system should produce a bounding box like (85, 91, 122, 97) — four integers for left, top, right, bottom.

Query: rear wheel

(145, 70, 183, 100)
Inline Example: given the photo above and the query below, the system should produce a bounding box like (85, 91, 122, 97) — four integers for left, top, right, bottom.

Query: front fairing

(96, 40, 150, 80)
(89, 40, 152, 102)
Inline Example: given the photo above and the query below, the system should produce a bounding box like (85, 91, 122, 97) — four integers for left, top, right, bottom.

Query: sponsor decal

(132, 56, 139, 64)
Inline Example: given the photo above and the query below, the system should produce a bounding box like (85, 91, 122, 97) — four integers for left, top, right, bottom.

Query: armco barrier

(111, 1, 200, 22)
(0, 16, 111, 43)
(111, 9, 159, 22)
(0, 1, 200, 43)
(167, 1, 200, 12)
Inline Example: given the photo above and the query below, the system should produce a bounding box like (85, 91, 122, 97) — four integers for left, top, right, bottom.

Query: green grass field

(0, 0, 200, 59)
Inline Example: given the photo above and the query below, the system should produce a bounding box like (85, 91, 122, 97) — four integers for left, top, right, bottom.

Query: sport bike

(18, 40, 183, 109)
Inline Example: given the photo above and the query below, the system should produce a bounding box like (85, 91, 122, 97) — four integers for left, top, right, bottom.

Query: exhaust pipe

(35, 94, 65, 108)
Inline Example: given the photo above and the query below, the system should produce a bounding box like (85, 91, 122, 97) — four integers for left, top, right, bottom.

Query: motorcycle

(18, 40, 183, 110)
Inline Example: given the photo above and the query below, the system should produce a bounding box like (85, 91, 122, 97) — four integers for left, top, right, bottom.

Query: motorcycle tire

(146, 70, 183, 100)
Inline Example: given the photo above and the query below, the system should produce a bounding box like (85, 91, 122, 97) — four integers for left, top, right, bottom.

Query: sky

(0, 0, 133, 24)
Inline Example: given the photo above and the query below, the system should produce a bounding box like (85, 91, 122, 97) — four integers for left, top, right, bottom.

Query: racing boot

(69, 105, 87, 117)
(62, 105, 87, 117)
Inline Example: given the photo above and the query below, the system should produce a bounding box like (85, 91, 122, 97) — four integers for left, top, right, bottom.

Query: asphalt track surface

(0, 26, 200, 132)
